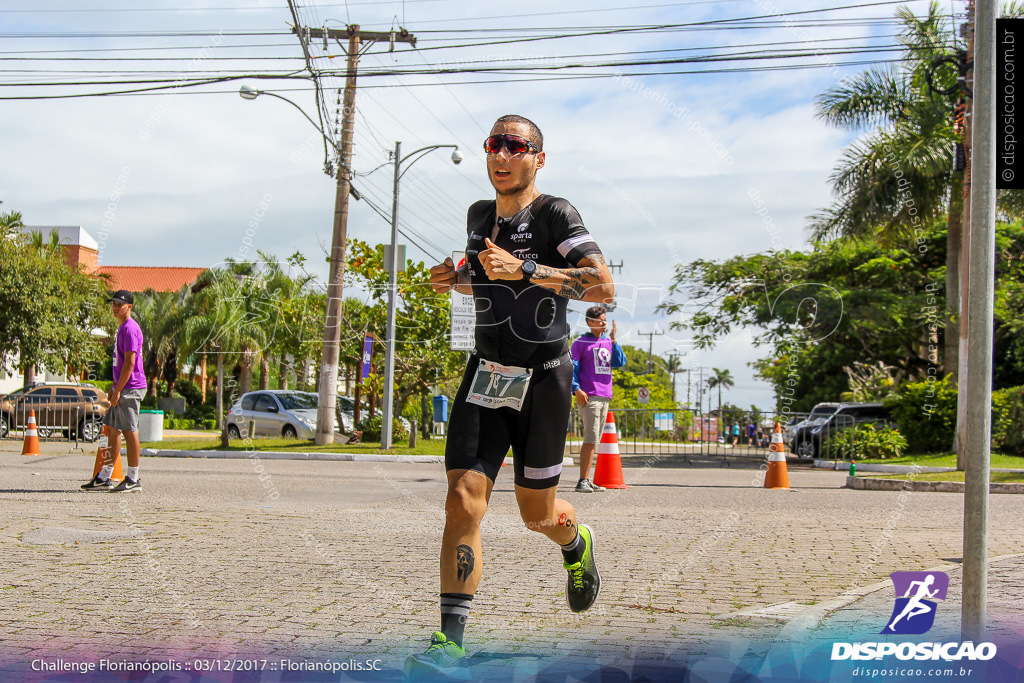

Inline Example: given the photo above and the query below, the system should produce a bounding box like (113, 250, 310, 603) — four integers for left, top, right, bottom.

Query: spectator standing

(82, 290, 147, 492)
(570, 306, 626, 492)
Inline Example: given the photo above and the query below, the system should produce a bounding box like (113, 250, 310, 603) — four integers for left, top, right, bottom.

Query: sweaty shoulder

(538, 196, 602, 265)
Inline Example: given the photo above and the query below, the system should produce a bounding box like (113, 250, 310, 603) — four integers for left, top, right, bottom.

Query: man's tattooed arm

(532, 253, 614, 302)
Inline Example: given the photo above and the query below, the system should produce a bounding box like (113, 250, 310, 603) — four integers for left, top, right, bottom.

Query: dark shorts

(445, 354, 572, 490)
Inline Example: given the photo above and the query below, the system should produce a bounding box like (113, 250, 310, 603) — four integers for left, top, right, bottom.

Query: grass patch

(141, 436, 448, 456)
(869, 471, 1024, 484)
(852, 452, 1024, 469)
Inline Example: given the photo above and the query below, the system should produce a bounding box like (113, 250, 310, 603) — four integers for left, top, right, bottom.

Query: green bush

(357, 415, 409, 442)
(992, 386, 1024, 455)
(184, 402, 216, 422)
(884, 376, 957, 453)
(162, 417, 194, 430)
(825, 424, 908, 460)
(203, 419, 217, 431)
(174, 379, 204, 406)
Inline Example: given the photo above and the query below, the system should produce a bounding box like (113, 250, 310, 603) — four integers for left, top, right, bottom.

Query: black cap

(107, 290, 135, 305)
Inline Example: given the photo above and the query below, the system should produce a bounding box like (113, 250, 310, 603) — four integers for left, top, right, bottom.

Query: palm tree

(706, 368, 734, 429)
(813, 2, 963, 378)
(664, 354, 684, 404)
(132, 289, 189, 398)
(181, 268, 244, 445)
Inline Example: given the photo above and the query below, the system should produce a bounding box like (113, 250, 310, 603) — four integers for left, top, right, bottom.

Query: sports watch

(520, 259, 537, 281)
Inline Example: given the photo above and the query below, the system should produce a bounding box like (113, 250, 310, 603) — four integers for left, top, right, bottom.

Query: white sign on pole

(638, 387, 650, 404)
(450, 251, 475, 351)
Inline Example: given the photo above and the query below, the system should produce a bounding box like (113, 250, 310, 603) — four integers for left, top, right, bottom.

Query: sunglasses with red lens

(483, 134, 540, 155)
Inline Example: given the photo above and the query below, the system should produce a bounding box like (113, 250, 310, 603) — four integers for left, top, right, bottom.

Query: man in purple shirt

(570, 305, 626, 492)
(82, 290, 147, 492)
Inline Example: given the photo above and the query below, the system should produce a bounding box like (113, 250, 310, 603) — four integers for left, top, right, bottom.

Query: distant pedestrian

(747, 421, 757, 446)
(731, 422, 739, 447)
(570, 306, 626, 492)
(82, 290, 146, 492)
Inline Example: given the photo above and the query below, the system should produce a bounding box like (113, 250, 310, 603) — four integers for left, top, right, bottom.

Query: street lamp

(381, 141, 461, 449)
(239, 84, 353, 445)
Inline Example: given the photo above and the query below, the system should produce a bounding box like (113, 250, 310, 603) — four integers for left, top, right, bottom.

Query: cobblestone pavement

(1, 444, 1022, 680)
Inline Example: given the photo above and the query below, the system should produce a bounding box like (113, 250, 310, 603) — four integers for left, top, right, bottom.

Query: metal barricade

(568, 406, 812, 466)
(1, 393, 101, 451)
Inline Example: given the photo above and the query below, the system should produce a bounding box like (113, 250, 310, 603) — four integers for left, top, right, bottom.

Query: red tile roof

(96, 266, 207, 293)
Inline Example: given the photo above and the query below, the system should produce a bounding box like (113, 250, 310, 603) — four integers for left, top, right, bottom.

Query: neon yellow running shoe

(404, 631, 466, 678)
(564, 523, 601, 612)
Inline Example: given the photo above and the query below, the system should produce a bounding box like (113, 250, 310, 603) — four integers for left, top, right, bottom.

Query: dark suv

(0, 383, 108, 442)
(790, 402, 894, 458)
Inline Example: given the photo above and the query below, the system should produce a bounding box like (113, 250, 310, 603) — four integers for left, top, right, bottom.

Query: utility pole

(294, 23, 416, 445)
(638, 330, 664, 374)
(956, 2, 975, 469)
(962, 0, 994, 643)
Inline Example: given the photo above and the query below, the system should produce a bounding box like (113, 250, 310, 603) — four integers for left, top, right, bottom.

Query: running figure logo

(881, 571, 949, 635)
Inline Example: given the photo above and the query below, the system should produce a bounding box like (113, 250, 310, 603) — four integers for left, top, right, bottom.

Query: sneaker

(564, 524, 601, 612)
(81, 475, 112, 491)
(574, 479, 606, 492)
(404, 631, 466, 678)
(109, 476, 141, 493)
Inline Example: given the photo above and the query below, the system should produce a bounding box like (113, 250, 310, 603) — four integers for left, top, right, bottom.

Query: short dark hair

(585, 305, 606, 320)
(494, 114, 543, 151)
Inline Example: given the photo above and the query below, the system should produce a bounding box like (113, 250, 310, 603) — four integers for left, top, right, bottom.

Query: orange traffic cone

(593, 410, 628, 489)
(764, 421, 790, 490)
(21, 410, 41, 456)
(91, 424, 124, 483)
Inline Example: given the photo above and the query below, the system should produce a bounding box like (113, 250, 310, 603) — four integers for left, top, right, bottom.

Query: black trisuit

(445, 194, 604, 490)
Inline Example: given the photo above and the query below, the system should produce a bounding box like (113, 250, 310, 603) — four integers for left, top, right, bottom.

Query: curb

(141, 449, 566, 467)
(144, 449, 446, 463)
(815, 459, 1024, 474)
(844, 474, 1024, 494)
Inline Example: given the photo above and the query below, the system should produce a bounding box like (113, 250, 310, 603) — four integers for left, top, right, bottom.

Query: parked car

(0, 383, 107, 442)
(226, 390, 341, 440)
(789, 402, 894, 458)
(783, 402, 840, 447)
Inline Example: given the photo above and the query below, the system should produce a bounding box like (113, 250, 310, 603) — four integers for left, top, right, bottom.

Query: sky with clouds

(0, 0, 945, 408)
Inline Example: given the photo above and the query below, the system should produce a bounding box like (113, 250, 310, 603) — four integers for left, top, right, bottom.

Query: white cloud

(0, 0, 937, 407)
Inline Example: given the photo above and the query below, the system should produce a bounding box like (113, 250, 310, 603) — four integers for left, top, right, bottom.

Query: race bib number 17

(466, 359, 532, 411)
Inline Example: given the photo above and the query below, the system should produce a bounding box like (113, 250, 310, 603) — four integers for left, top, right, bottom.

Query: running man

(886, 574, 939, 632)
(408, 114, 615, 676)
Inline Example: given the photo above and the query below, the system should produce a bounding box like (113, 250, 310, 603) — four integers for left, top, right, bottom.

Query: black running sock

(561, 530, 585, 565)
(440, 593, 473, 647)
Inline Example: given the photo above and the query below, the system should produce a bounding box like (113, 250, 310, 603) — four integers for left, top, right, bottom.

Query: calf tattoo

(558, 512, 577, 536)
(456, 544, 475, 582)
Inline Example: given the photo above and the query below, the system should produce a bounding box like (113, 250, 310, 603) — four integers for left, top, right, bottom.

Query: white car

(226, 390, 339, 440)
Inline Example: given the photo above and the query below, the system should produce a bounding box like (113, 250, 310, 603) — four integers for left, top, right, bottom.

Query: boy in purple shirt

(570, 305, 626, 492)
(82, 290, 147, 492)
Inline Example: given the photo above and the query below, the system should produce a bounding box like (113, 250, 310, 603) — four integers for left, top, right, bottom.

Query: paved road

(2, 443, 1022, 681)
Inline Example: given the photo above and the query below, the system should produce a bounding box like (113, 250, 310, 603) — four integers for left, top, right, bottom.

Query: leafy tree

(812, 2, 966, 379)
(0, 222, 112, 386)
(660, 220, 950, 410)
(342, 239, 464, 416)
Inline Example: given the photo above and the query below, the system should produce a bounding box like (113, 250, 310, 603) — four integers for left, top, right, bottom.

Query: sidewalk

(2, 444, 1022, 682)
(804, 553, 1024, 643)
